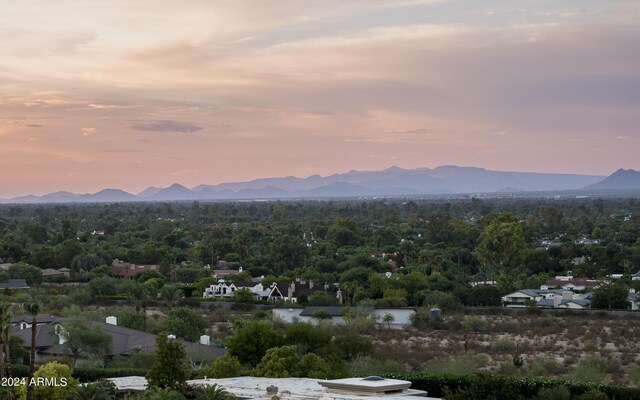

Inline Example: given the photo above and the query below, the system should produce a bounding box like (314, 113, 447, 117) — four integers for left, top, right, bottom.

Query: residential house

(502, 289, 572, 308)
(112, 260, 159, 278)
(533, 290, 592, 309)
(203, 281, 255, 298)
(213, 266, 243, 279)
(41, 268, 71, 278)
(10, 315, 225, 363)
(0, 263, 12, 271)
(541, 276, 603, 291)
(272, 306, 416, 328)
(576, 237, 600, 245)
(203, 279, 333, 303)
(0, 279, 29, 290)
(202, 280, 283, 301)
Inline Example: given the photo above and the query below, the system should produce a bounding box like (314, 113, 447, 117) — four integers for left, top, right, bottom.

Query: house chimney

(288, 283, 294, 300)
(553, 295, 561, 307)
(200, 335, 210, 346)
(106, 316, 117, 326)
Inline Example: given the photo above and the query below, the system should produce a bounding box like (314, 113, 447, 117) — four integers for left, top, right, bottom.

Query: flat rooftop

(187, 377, 441, 400)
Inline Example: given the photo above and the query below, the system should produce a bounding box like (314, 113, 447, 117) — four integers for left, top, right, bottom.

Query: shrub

(410, 308, 437, 329)
(528, 356, 565, 377)
(382, 372, 640, 399)
(252, 345, 332, 379)
(347, 356, 404, 376)
(443, 374, 525, 400)
(461, 316, 488, 333)
(252, 345, 300, 378)
(570, 356, 613, 383)
(425, 353, 488, 375)
(492, 337, 517, 353)
(574, 390, 609, 400)
(534, 385, 570, 400)
(197, 354, 244, 379)
(334, 333, 373, 361)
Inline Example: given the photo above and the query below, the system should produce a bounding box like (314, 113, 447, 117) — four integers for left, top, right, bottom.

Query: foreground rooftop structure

(188, 376, 439, 400)
(106, 376, 440, 399)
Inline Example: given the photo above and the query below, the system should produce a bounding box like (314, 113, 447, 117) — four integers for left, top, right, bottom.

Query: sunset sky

(1, 0, 639, 197)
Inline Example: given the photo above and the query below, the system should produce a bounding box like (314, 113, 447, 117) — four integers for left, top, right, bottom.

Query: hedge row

(382, 372, 640, 400)
(11, 366, 148, 382)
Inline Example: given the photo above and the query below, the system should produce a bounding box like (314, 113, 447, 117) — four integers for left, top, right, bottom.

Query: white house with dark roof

(273, 306, 416, 328)
(501, 289, 595, 309)
(502, 289, 566, 307)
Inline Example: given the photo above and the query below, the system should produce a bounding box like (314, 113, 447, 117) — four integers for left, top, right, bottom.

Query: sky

(1, 0, 639, 197)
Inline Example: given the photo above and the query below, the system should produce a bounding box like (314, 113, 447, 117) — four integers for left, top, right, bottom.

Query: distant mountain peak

(384, 165, 406, 172)
(168, 183, 189, 189)
(585, 168, 640, 190)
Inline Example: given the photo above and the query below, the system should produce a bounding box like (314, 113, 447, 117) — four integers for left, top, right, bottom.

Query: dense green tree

(283, 322, 332, 354)
(334, 334, 373, 361)
(8, 263, 43, 286)
(19, 361, 78, 400)
(146, 334, 190, 390)
(163, 307, 208, 341)
(231, 288, 255, 304)
(0, 301, 12, 378)
(476, 215, 526, 273)
(252, 345, 300, 378)
(226, 321, 283, 366)
(591, 283, 630, 310)
(197, 354, 244, 379)
(23, 302, 41, 400)
(61, 218, 78, 241)
(88, 276, 119, 297)
(55, 239, 84, 268)
(160, 285, 184, 310)
(61, 317, 112, 366)
(467, 285, 502, 307)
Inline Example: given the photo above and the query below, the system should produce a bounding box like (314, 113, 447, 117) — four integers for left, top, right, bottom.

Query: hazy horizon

(0, 163, 616, 199)
(1, 0, 639, 197)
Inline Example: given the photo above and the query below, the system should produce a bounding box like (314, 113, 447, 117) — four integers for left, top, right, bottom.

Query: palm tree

(141, 387, 185, 400)
(128, 282, 151, 331)
(382, 313, 395, 329)
(194, 384, 233, 400)
(66, 383, 114, 400)
(23, 302, 41, 400)
(0, 301, 11, 379)
(160, 285, 184, 311)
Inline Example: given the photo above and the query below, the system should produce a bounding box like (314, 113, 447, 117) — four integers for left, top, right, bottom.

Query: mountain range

(2, 166, 639, 204)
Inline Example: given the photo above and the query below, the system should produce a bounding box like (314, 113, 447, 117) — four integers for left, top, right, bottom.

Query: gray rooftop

(0, 279, 29, 289)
